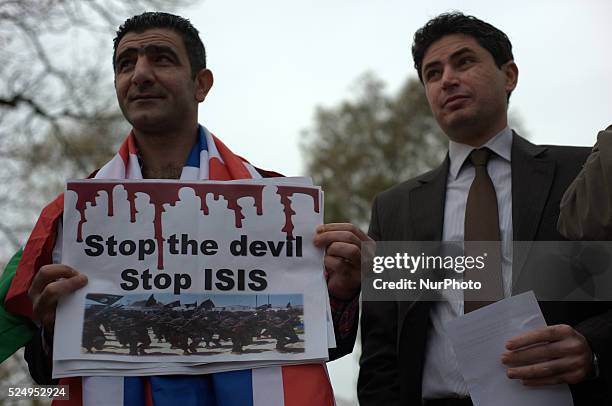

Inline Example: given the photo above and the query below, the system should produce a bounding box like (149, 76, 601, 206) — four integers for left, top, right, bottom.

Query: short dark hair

(412, 12, 514, 83)
(113, 12, 206, 78)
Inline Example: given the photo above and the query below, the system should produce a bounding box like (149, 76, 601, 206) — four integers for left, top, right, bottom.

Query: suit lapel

(408, 158, 449, 241)
(395, 159, 448, 401)
(397, 159, 448, 326)
(511, 132, 555, 281)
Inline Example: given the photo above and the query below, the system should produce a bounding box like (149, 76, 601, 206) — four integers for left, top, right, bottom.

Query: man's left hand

(313, 223, 372, 300)
(502, 324, 593, 386)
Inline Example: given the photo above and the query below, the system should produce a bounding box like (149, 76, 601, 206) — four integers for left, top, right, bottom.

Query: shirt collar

(448, 126, 513, 179)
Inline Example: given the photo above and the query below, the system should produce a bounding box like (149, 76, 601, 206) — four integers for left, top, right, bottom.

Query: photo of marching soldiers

(81, 293, 305, 356)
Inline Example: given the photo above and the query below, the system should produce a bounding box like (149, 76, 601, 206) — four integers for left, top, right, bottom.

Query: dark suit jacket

(358, 133, 612, 405)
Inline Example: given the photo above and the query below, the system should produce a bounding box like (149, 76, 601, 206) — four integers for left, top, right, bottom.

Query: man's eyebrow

(115, 44, 180, 63)
(115, 47, 137, 63)
(448, 47, 476, 61)
(422, 47, 476, 73)
(143, 44, 180, 61)
(422, 59, 442, 74)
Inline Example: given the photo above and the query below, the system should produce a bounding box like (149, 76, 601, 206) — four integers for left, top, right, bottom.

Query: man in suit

(358, 12, 612, 405)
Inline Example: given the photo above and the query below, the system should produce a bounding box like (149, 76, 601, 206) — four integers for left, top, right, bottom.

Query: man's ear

(195, 69, 214, 102)
(502, 61, 519, 94)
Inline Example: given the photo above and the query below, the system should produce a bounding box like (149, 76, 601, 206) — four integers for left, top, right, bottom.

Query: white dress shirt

(421, 127, 514, 400)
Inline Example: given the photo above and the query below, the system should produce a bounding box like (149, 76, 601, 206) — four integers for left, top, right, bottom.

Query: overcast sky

(182, 0, 612, 179)
(175, 1, 612, 402)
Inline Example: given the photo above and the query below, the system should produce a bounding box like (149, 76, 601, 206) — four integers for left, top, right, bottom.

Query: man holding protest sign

(1, 11, 366, 405)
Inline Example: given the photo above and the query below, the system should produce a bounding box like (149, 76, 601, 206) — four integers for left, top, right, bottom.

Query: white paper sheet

(444, 291, 574, 406)
(53, 358, 317, 378)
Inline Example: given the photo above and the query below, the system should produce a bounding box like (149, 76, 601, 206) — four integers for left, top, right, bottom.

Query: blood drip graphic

(67, 183, 117, 242)
(69, 182, 266, 270)
(123, 183, 181, 270)
(276, 186, 321, 238)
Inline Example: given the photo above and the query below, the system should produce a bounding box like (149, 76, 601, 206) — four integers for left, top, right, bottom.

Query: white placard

(54, 179, 330, 376)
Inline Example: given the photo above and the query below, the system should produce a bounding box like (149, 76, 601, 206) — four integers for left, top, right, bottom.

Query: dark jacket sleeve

(572, 312, 612, 404)
(24, 326, 57, 385)
(554, 128, 612, 402)
(328, 297, 359, 361)
(558, 125, 612, 240)
(358, 196, 400, 405)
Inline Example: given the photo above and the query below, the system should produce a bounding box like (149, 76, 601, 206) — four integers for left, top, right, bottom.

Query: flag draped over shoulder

(0, 248, 35, 363)
(3, 125, 335, 406)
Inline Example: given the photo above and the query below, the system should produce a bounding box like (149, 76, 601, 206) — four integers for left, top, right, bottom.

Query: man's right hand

(28, 264, 87, 333)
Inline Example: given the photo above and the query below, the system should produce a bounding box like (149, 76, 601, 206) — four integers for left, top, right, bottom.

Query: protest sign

(53, 179, 331, 376)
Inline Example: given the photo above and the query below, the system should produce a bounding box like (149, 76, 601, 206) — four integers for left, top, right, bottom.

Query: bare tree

(0, 0, 197, 257)
(0, 1, 197, 402)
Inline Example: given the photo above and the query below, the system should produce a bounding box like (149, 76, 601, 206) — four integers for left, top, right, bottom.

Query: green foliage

(302, 73, 447, 227)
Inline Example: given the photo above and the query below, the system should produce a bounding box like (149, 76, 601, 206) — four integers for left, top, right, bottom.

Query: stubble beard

(442, 103, 506, 146)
